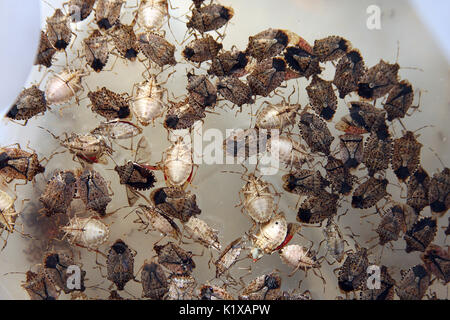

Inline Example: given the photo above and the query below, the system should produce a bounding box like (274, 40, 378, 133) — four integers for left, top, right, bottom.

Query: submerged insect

(66, 0, 96, 22)
(199, 284, 234, 300)
(336, 246, 369, 293)
(255, 100, 299, 131)
(182, 35, 223, 64)
(62, 216, 110, 248)
(247, 57, 286, 97)
(35, 31, 56, 68)
(184, 216, 221, 250)
(321, 218, 348, 264)
(391, 131, 422, 182)
(135, 0, 169, 31)
(216, 76, 253, 107)
(7, 85, 47, 123)
(76, 168, 111, 216)
(251, 212, 288, 260)
(324, 156, 356, 195)
(151, 187, 201, 222)
(282, 169, 329, 196)
(0, 145, 45, 183)
(338, 134, 364, 170)
(0, 190, 19, 242)
(187, 72, 217, 109)
(306, 75, 338, 121)
(166, 274, 196, 300)
(45, 69, 85, 106)
(359, 265, 395, 300)
(333, 50, 366, 99)
(141, 261, 169, 299)
(266, 135, 312, 170)
(420, 244, 450, 284)
(153, 242, 196, 275)
(83, 30, 109, 73)
(428, 167, 450, 217)
(296, 192, 339, 224)
(187, 3, 234, 33)
(43, 251, 86, 294)
(223, 128, 270, 160)
(208, 49, 248, 77)
(132, 76, 166, 126)
(22, 269, 59, 300)
(135, 204, 180, 240)
(404, 217, 437, 253)
(91, 119, 142, 140)
(284, 39, 321, 79)
(298, 110, 334, 154)
(351, 177, 388, 209)
(39, 170, 77, 217)
(214, 237, 243, 278)
(363, 132, 392, 176)
(279, 244, 322, 277)
(107, 239, 135, 291)
(46, 9, 73, 51)
(159, 136, 194, 188)
(164, 97, 206, 130)
(239, 271, 282, 300)
(138, 32, 177, 67)
(313, 35, 351, 62)
(111, 24, 140, 61)
(383, 80, 415, 121)
(357, 59, 399, 100)
(88, 87, 131, 120)
(95, 0, 124, 30)
(246, 28, 295, 62)
(396, 264, 431, 300)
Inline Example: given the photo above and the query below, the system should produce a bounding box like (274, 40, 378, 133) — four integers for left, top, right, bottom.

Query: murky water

(0, 0, 448, 299)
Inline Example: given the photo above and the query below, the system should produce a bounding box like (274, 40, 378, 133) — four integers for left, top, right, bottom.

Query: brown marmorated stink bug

(22, 269, 59, 300)
(95, 0, 124, 30)
(39, 170, 77, 217)
(347, 101, 389, 140)
(7, 85, 48, 123)
(216, 76, 254, 107)
(151, 187, 201, 222)
(166, 274, 196, 300)
(62, 216, 110, 249)
(338, 134, 364, 170)
(0, 145, 45, 183)
(187, 72, 217, 109)
(391, 131, 422, 182)
(45, 69, 85, 106)
(306, 75, 338, 121)
(35, 31, 57, 68)
(182, 35, 223, 64)
(396, 264, 431, 300)
(138, 32, 177, 67)
(132, 75, 166, 126)
(43, 251, 86, 294)
(359, 265, 395, 300)
(208, 49, 248, 78)
(374, 203, 417, 246)
(324, 156, 356, 195)
(406, 166, 430, 214)
(420, 244, 450, 284)
(184, 216, 221, 250)
(250, 212, 287, 261)
(404, 216, 437, 253)
(107, 239, 135, 290)
(247, 57, 287, 97)
(245, 28, 296, 62)
(282, 169, 330, 197)
(428, 167, 450, 217)
(351, 177, 388, 209)
(141, 260, 169, 299)
(320, 218, 348, 264)
(83, 30, 109, 72)
(164, 97, 206, 130)
(298, 109, 334, 154)
(335, 245, 369, 293)
(357, 59, 400, 100)
(46, 9, 74, 51)
(382, 80, 415, 121)
(198, 284, 234, 300)
(296, 192, 339, 225)
(91, 119, 142, 141)
(266, 135, 312, 170)
(362, 132, 393, 176)
(186, 3, 234, 34)
(65, 0, 96, 22)
(223, 128, 270, 160)
(88, 87, 131, 120)
(313, 36, 352, 62)
(239, 270, 282, 300)
(153, 241, 196, 275)
(255, 96, 299, 131)
(279, 244, 322, 276)
(135, 204, 181, 240)
(214, 237, 243, 278)
(134, 0, 169, 31)
(283, 38, 321, 80)
(0, 190, 19, 245)
(76, 168, 112, 216)
(111, 24, 140, 61)
(333, 50, 366, 99)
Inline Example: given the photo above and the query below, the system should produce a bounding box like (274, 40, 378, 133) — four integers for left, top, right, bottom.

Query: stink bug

(150, 187, 201, 222)
(61, 216, 110, 249)
(76, 168, 112, 216)
(247, 57, 287, 97)
(135, 0, 169, 31)
(45, 9, 73, 51)
(298, 109, 334, 154)
(184, 216, 221, 250)
(153, 242, 196, 275)
(186, 4, 234, 33)
(39, 170, 77, 217)
(166, 274, 196, 300)
(83, 30, 109, 72)
(135, 204, 180, 240)
(363, 132, 392, 176)
(199, 284, 234, 300)
(214, 237, 243, 278)
(216, 76, 253, 107)
(420, 244, 450, 284)
(351, 177, 388, 209)
(383, 80, 415, 121)
(43, 251, 86, 294)
(138, 32, 176, 67)
(246, 28, 296, 62)
(182, 35, 222, 64)
(391, 131, 422, 182)
(357, 59, 399, 100)
(107, 239, 135, 291)
(132, 76, 166, 126)
(65, 0, 95, 22)
(187, 72, 217, 109)
(111, 24, 140, 61)
(208, 49, 248, 78)
(428, 168, 450, 217)
(34, 31, 56, 68)
(396, 264, 430, 300)
(404, 217, 437, 253)
(95, 0, 124, 30)
(164, 97, 206, 130)
(22, 269, 59, 300)
(282, 169, 330, 197)
(338, 134, 364, 170)
(306, 75, 338, 121)
(7, 85, 47, 123)
(296, 192, 339, 225)
(321, 218, 348, 264)
(313, 36, 351, 62)
(141, 261, 169, 300)
(407, 166, 430, 213)
(333, 50, 366, 99)
(239, 271, 282, 300)
(324, 156, 356, 195)
(250, 212, 287, 260)
(88, 87, 131, 120)
(359, 265, 395, 300)
(284, 41, 321, 79)
(336, 246, 369, 293)
(45, 69, 85, 106)
(0, 145, 45, 183)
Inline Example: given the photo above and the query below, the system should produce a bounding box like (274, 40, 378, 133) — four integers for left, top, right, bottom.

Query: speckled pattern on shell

(357, 60, 399, 100)
(184, 217, 221, 250)
(396, 264, 430, 300)
(46, 9, 72, 51)
(39, 170, 76, 216)
(166, 275, 196, 300)
(151, 187, 201, 222)
(217, 76, 253, 107)
(88, 87, 131, 120)
(360, 265, 395, 300)
(313, 36, 351, 62)
(247, 58, 286, 97)
(363, 132, 392, 176)
(282, 169, 329, 196)
(154, 242, 196, 275)
(420, 244, 450, 284)
(106, 239, 135, 290)
(383, 80, 414, 121)
(214, 237, 243, 278)
(333, 50, 366, 99)
(339, 134, 364, 170)
(164, 98, 206, 130)
(428, 167, 450, 216)
(111, 24, 140, 61)
(297, 192, 338, 224)
(208, 49, 248, 77)
(182, 35, 222, 63)
(406, 167, 430, 213)
(138, 32, 176, 67)
(240, 271, 282, 300)
(83, 30, 109, 72)
(298, 111, 334, 154)
(77, 168, 111, 216)
(187, 4, 234, 33)
(199, 284, 234, 300)
(141, 261, 169, 299)
(35, 31, 56, 68)
(392, 131, 422, 182)
(7, 85, 47, 121)
(43, 252, 86, 294)
(246, 28, 290, 62)
(22, 269, 59, 300)
(337, 247, 369, 292)
(187, 73, 217, 108)
(351, 177, 388, 209)
(0, 147, 45, 182)
(67, 0, 96, 22)
(95, 0, 124, 30)
(325, 156, 356, 195)
(306, 75, 337, 121)
(404, 217, 437, 253)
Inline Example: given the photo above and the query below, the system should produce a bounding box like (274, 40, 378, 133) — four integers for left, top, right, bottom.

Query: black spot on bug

(347, 50, 362, 64)
(118, 106, 130, 119)
(205, 94, 217, 107)
(345, 158, 359, 169)
(394, 166, 410, 181)
(219, 6, 232, 20)
(284, 47, 309, 72)
(54, 39, 68, 50)
(375, 123, 390, 141)
(97, 18, 112, 30)
(286, 175, 297, 191)
(357, 83, 374, 99)
(165, 115, 179, 129)
(320, 106, 335, 120)
(272, 58, 286, 72)
(430, 200, 446, 214)
(182, 47, 195, 59)
(153, 188, 167, 205)
(297, 208, 312, 223)
(275, 30, 289, 47)
(64, 172, 76, 185)
(338, 38, 349, 52)
(0, 153, 8, 168)
(112, 240, 127, 254)
(264, 275, 280, 290)
(125, 48, 138, 60)
(412, 265, 428, 279)
(352, 195, 364, 209)
(414, 169, 427, 184)
(340, 182, 353, 195)
(6, 105, 19, 119)
(91, 58, 105, 72)
(338, 280, 354, 292)
(44, 254, 60, 269)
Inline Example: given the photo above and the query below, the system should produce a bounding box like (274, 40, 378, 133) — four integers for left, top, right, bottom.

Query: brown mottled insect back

(336, 246, 369, 293)
(45, 69, 85, 106)
(247, 57, 287, 97)
(383, 80, 415, 121)
(376, 205, 409, 246)
(187, 4, 234, 33)
(296, 192, 339, 224)
(239, 271, 282, 300)
(66, 0, 95, 22)
(43, 251, 86, 294)
(216, 76, 253, 107)
(396, 264, 430, 300)
(279, 244, 322, 277)
(107, 239, 135, 290)
(347, 101, 389, 140)
(187, 72, 217, 109)
(182, 35, 222, 64)
(404, 217, 437, 253)
(95, 0, 124, 30)
(214, 237, 243, 278)
(357, 59, 399, 100)
(151, 187, 200, 222)
(284, 40, 321, 79)
(306, 75, 337, 121)
(83, 30, 109, 72)
(141, 261, 169, 299)
(420, 244, 450, 284)
(322, 218, 347, 264)
(166, 274, 196, 300)
(132, 76, 166, 126)
(0, 190, 19, 238)
(153, 242, 196, 275)
(266, 135, 312, 170)
(22, 269, 59, 300)
(360, 265, 395, 300)
(91, 119, 142, 140)
(392, 131, 422, 182)
(333, 50, 366, 99)
(199, 284, 234, 300)
(251, 212, 287, 260)
(282, 169, 330, 196)
(363, 132, 392, 176)
(184, 216, 221, 250)
(298, 110, 334, 154)
(208, 49, 248, 77)
(164, 97, 206, 130)
(62, 216, 110, 248)
(223, 128, 270, 160)
(351, 177, 388, 209)
(135, 0, 169, 31)
(88, 87, 131, 120)
(76, 168, 111, 216)
(313, 36, 351, 62)
(135, 204, 180, 240)
(428, 168, 450, 216)
(335, 114, 368, 135)
(138, 32, 176, 67)
(39, 170, 76, 217)
(324, 156, 356, 195)
(34, 31, 56, 68)
(246, 28, 297, 62)
(0, 145, 45, 183)
(111, 24, 140, 61)
(46, 9, 73, 51)
(339, 134, 364, 170)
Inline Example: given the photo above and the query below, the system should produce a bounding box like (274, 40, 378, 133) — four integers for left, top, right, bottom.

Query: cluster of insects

(0, 0, 448, 300)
